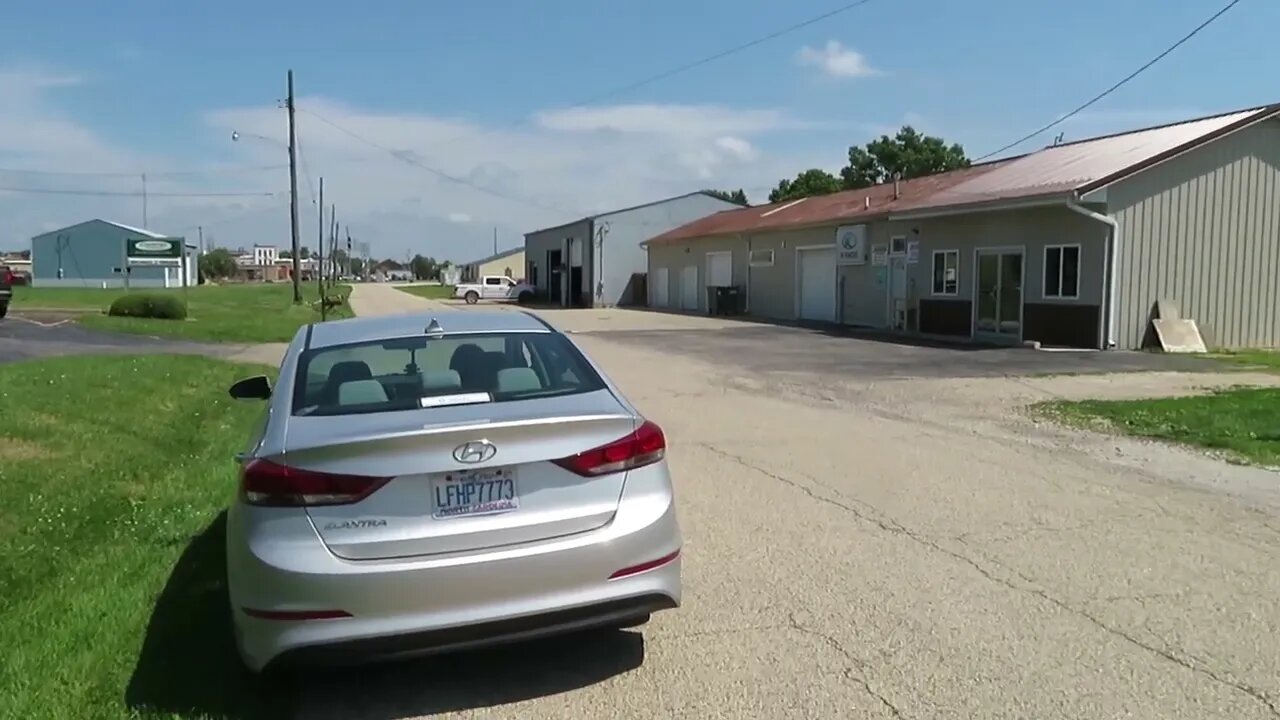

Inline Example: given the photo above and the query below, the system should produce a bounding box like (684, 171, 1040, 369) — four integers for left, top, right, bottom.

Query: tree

(278, 247, 312, 260)
(841, 126, 970, 190)
(704, 188, 749, 206)
(410, 254, 439, 280)
(768, 168, 842, 203)
(199, 248, 237, 279)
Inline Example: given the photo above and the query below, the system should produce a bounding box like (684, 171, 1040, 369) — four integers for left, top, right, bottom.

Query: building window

(890, 236, 907, 256)
(931, 250, 958, 295)
(1044, 245, 1080, 299)
(748, 249, 774, 267)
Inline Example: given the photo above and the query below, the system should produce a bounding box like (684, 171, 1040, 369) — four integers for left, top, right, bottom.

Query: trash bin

(718, 286, 742, 315)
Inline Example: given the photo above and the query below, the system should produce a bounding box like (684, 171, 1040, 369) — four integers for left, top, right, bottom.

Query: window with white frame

(931, 250, 959, 295)
(748, 249, 774, 267)
(1043, 245, 1080, 299)
(890, 236, 907, 256)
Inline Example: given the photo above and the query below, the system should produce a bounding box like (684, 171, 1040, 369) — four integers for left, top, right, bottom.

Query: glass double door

(975, 250, 1023, 339)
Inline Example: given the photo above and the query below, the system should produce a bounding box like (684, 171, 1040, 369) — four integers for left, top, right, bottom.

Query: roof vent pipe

(893, 172, 901, 200)
(864, 196, 870, 210)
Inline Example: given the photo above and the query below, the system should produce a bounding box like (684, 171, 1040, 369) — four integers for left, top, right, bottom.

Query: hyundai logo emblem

(453, 440, 497, 464)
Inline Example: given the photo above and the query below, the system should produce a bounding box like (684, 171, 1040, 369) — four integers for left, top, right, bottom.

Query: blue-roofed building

(30, 219, 198, 289)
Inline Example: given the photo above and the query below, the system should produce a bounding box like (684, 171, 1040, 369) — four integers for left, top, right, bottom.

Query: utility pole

(286, 69, 302, 303)
(141, 173, 148, 227)
(317, 177, 326, 319)
(493, 226, 498, 255)
(330, 204, 337, 281)
(197, 225, 204, 256)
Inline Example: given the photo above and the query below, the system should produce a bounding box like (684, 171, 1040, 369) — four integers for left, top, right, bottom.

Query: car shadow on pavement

(293, 628, 645, 719)
(127, 511, 646, 719)
(125, 511, 292, 720)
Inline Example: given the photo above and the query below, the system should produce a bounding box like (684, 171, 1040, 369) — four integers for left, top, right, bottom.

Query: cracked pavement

(297, 286, 1280, 719)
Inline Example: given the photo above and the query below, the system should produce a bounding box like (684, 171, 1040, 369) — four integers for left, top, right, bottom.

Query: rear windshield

(292, 331, 607, 416)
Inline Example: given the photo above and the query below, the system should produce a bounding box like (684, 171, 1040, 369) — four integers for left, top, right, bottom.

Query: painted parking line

(12, 316, 73, 328)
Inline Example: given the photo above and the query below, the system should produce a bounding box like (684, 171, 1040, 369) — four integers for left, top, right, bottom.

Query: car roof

(307, 310, 554, 349)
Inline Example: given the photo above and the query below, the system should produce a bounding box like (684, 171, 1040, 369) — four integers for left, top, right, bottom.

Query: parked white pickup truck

(453, 275, 534, 305)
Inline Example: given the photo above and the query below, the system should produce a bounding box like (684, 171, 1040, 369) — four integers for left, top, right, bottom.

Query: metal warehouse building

(645, 103, 1280, 350)
(30, 219, 197, 289)
(524, 191, 742, 308)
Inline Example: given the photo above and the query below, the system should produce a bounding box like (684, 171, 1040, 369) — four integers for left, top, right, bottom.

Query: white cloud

(535, 103, 801, 136)
(796, 41, 879, 79)
(0, 66, 821, 260)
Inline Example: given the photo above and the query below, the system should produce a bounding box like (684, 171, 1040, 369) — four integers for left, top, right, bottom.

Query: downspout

(740, 233, 750, 314)
(1065, 200, 1119, 349)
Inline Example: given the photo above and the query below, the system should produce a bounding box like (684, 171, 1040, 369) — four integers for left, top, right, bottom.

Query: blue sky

(0, 0, 1272, 261)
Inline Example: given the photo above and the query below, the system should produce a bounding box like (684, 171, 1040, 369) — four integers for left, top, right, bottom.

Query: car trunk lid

(284, 390, 637, 560)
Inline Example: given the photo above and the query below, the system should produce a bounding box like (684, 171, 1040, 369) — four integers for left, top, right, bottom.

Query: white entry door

(652, 267, 669, 307)
(797, 247, 837, 322)
(887, 257, 908, 329)
(706, 251, 733, 287)
(680, 265, 699, 310)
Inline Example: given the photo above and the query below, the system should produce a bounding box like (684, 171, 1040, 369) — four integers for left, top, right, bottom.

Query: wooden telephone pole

(286, 69, 302, 303)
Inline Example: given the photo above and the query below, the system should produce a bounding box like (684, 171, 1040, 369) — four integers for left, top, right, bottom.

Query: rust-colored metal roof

(644, 161, 1010, 246)
(646, 102, 1280, 245)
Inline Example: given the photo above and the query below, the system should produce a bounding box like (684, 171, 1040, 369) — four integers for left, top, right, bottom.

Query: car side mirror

(229, 375, 272, 400)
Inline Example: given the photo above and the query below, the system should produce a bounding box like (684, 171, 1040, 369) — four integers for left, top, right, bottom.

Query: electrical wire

(560, 0, 877, 110)
(0, 186, 277, 198)
(0, 164, 288, 178)
(300, 108, 575, 216)
(975, 0, 1244, 161)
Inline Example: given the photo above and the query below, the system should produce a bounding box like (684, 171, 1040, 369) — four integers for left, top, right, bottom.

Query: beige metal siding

(1109, 118, 1280, 349)
(471, 251, 525, 280)
(646, 236, 747, 313)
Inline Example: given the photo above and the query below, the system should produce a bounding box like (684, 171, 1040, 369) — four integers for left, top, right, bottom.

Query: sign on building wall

(126, 238, 183, 267)
(835, 225, 867, 265)
(906, 240, 920, 264)
(870, 244, 889, 267)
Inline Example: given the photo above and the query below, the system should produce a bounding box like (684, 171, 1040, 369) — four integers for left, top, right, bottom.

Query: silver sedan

(225, 310, 682, 672)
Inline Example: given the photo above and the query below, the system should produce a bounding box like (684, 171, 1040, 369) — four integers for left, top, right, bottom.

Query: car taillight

(553, 420, 666, 477)
(240, 458, 390, 507)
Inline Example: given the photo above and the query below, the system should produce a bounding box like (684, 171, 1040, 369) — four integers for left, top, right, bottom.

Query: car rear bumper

(227, 463, 681, 673)
(271, 593, 676, 669)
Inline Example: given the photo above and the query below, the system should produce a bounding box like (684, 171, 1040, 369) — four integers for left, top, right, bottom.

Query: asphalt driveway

(588, 323, 1228, 379)
(0, 315, 248, 364)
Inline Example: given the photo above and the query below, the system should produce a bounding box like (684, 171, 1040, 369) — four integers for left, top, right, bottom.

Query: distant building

(523, 191, 742, 308)
(30, 219, 196, 289)
(459, 247, 524, 283)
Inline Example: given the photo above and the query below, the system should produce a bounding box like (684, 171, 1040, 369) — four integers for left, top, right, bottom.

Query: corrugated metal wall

(1110, 118, 1280, 349)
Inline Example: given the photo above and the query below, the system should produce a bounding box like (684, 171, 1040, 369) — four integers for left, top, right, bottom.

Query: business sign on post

(126, 238, 183, 267)
(835, 225, 867, 266)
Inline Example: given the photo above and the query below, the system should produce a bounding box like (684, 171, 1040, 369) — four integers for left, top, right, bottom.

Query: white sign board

(871, 244, 889, 266)
(835, 225, 867, 265)
(906, 240, 920, 264)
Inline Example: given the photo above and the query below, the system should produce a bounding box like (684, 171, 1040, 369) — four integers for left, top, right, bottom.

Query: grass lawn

(1203, 349, 1280, 373)
(0, 354, 287, 719)
(14, 283, 351, 343)
(1039, 386, 1280, 466)
(396, 283, 455, 300)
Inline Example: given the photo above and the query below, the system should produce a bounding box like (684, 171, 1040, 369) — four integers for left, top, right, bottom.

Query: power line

(0, 163, 287, 178)
(300, 108, 575, 216)
(0, 186, 278, 198)
(561, 0, 877, 110)
(975, 0, 1244, 161)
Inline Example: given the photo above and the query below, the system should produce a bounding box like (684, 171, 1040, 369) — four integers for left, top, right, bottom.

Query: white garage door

(653, 267, 669, 307)
(797, 247, 837, 322)
(706, 251, 732, 287)
(680, 265, 699, 310)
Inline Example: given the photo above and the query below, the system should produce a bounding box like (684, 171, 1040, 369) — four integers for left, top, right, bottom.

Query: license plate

(432, 468, 518, 519)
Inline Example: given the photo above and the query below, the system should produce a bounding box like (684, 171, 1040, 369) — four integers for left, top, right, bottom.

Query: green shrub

(107, 292, 188, 320)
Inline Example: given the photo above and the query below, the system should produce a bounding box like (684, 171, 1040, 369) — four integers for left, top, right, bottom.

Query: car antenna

(425, 318, 444, 337)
